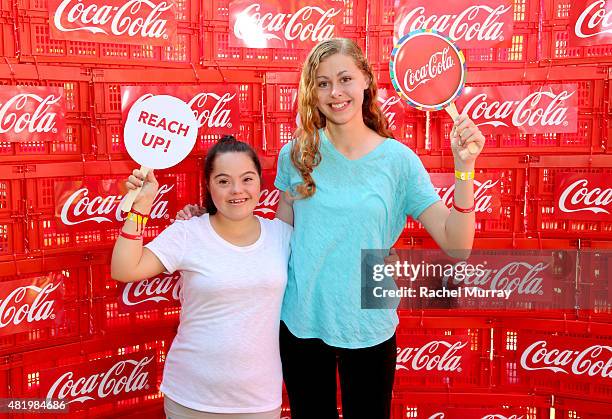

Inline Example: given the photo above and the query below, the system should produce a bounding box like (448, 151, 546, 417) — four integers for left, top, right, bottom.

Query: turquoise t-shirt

(274, 130, 440, 348)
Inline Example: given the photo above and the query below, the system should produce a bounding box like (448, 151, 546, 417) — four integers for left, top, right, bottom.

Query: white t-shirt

(145, 214, 292, 413)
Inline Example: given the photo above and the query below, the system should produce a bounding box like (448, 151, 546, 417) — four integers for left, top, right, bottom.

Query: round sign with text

(124, 95, 198, 169)
(390, 30, 466, 111)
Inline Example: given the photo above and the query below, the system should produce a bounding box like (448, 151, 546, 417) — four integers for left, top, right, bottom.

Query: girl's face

(315, 53, 370, 127)
(208, 152, 261, 221)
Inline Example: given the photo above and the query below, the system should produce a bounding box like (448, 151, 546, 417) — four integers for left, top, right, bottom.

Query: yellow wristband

(455, 170, 475, 181)
(126, 212, 148, 226)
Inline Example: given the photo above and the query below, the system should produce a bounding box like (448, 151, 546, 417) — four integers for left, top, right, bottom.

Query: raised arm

(418, 115, 485, 257)
(111, 169, 166, 283)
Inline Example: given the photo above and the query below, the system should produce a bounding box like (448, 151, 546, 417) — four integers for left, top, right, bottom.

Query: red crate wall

(494, 318, 612, 402)
(15, 0, 200, 67)
(16, 159, 199, 256)
(527, 163, 612, 239)
(0, 0, 611, 417)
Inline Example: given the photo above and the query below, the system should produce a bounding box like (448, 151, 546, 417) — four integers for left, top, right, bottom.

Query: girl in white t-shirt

(111, 136, 292, 419)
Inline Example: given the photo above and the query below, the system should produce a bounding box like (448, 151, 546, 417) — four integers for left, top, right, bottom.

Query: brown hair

(291, 38, 394, 198)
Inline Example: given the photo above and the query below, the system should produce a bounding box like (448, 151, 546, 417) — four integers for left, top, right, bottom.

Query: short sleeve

(274, 143, 292, 192)
(403, 151, 441, 220)
(144, 220, 188, 273)
(275, 218, 293, 251)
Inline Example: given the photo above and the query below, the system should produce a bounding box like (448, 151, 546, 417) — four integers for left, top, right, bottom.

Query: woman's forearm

(111, 203, 152, 282)
(444, 178, 475, 250)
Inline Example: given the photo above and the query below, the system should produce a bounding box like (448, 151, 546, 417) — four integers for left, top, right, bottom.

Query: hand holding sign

(390, 29, 481, 156)
(121, 94, 198, 212)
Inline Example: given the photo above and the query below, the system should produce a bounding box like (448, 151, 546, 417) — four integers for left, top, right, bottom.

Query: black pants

(280, 322, 396, 419)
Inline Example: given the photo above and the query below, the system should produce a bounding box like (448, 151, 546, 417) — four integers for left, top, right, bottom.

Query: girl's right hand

(174, 204, 206, 221)
(126, 169, 159, 211)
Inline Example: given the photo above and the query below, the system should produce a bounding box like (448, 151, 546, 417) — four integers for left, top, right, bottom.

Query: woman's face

(208, 152, 261, 221)
(315, 53, 370, 127)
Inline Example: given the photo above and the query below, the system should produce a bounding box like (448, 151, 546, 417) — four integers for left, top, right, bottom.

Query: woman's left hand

(450, 115, 485, 169)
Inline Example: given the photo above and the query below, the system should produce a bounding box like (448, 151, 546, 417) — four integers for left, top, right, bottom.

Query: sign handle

(445, 102, 479, 155)
(120, 166, 151, 213)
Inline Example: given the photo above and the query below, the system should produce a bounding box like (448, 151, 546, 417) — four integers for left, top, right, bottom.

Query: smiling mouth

(330, 101, 350, 110)
(228, 198, 248, 204)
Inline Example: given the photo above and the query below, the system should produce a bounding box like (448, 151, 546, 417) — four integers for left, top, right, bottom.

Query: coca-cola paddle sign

(121, 94, 198, 212)
(390, 30, 477, 154)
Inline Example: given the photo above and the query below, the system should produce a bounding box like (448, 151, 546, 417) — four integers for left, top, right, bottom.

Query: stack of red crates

(0, 0, 610, 417)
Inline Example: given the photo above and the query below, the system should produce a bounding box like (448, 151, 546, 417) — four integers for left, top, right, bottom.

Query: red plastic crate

(0, 219, 25, 261)
(0, 255, 90, 354)
(265, 75, 299, 114)
(494, 318, 612, 402)
(368, 29, 539, 69)
(576, 250, 612, 321)
(392, 392, 549, 419)
(90, 263, 180, 336)
(17, 14, 198, 67)
(203, 0, 366, 28)
(434, 77, 606, 155)
(0, 118, 94, 162)
(394, 316, 492, 390)
(17, 0, 199, 22)
(265, 116, 296, 153)
(528, 166, 612, 239)
(0, 15, 16, 58)
(7, 332, 174, 415)
(542, 28, 612, 61)
(368, 0, 540, 30)
(93, 80, 262, 115)
(555, 396, 612, 419)
(201, 24, 366, 69)
(22, 159, 200, 254)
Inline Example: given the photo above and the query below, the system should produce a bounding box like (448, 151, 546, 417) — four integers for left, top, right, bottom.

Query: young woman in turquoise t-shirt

(177, 38, 484, 419)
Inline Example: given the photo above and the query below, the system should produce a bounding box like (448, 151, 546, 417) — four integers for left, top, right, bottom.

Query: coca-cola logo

(46, 355, 154, 404)
(0, 93, 61, 135)
(121, 272, 181, 306)
(59, 183, 173, 226)
(435, 179, 500, 214)
(558, 179, 612, 215)
(0, 283, 60, 329)
(52, 0, 174, 42)
(232, 2, 341, 46)
(520, 340, 612, 379)
(255, 188, 280, 215)
(404, 47, 455, 93)
(428, 415, 524, 419)
(462, 89, 575, 129)
(377, 95, 402, 131)
(396, 340, 466, 372)
(396, 4, 512, 45)
(575, 0, 612, 39)
(448, 261, 548, 296)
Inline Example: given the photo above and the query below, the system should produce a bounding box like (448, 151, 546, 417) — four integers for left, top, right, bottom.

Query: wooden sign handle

(120, 166, 151, 213)
(445, 102, 479, 155)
